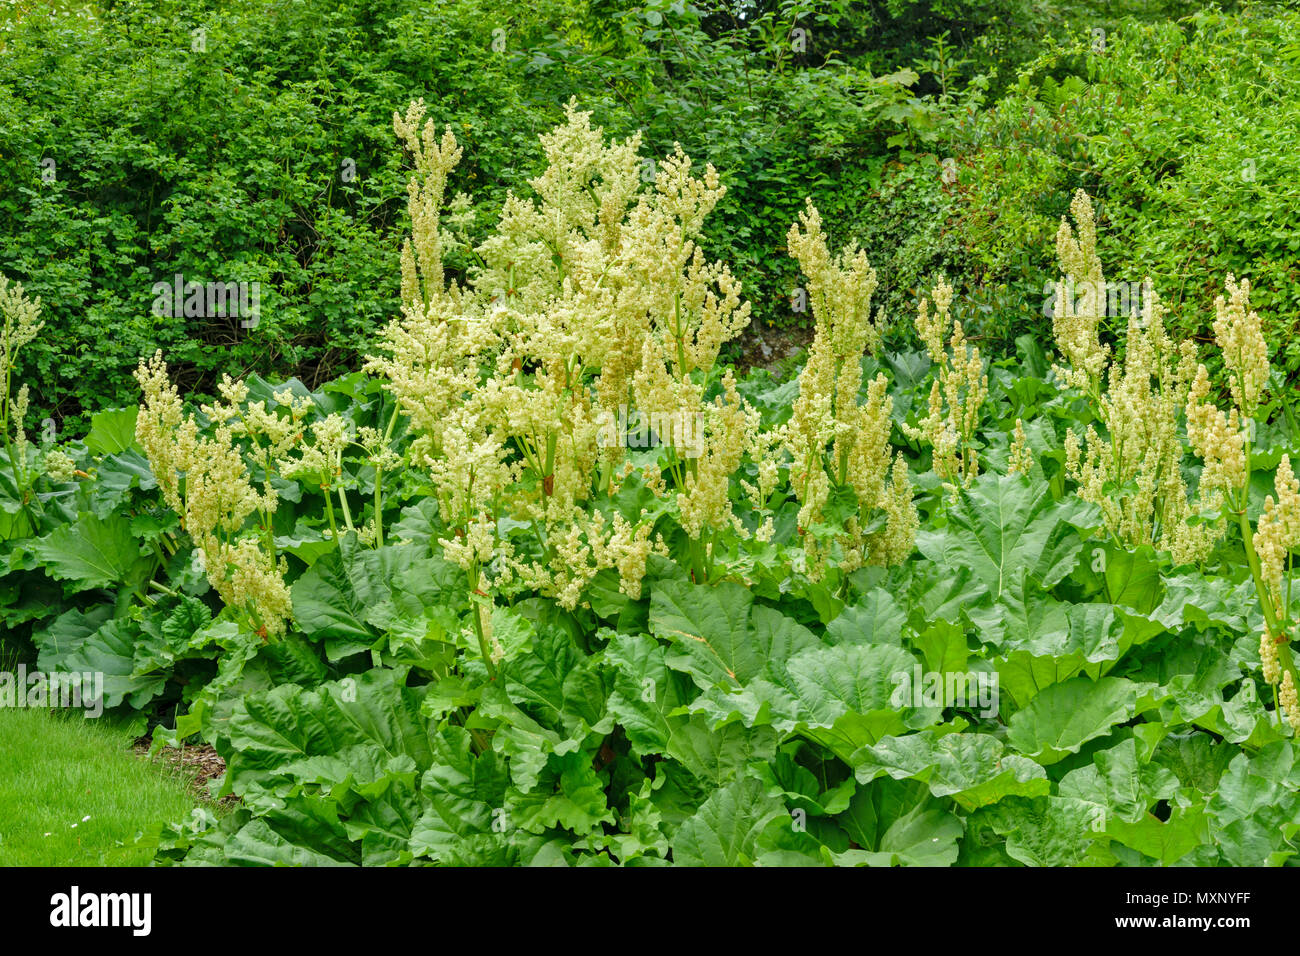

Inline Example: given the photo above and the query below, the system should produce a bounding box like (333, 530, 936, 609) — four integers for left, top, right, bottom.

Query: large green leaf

(291, 538, 458, 659)
(501, 628, 610, 739)
(652, 578, 816, 689)
(34, 611, 167, 710)
(979, 796, 1117, 866)
(84, 407, 140, 456)
(410, 726, 510, 864)
(1006, 676, 1147, 764)
(916, 472, 1095, 597)
(1099, 798, 1210, 865)
(605, 632, 777, 786)
(605, 632, 696, 756)
(851, 730, 1050, 810)
(222, 668, 435, 803)
(690, 641, 940, 761)
(1206, 741, 1300, 866)
(971, 580, 1128, 708)
(671, 777, 786, 866)
(88, 449, 156, 519)
(1057, 738, 1179, 824)
(831, 787, 964, 867)
(506, 750, 616, 836)
(826, 588, 906, 646)
(1072, 542, 1164, 613)
(32, 512, 150, 590)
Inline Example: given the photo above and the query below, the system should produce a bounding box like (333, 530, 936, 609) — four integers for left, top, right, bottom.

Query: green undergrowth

(0, 707, 205, 866)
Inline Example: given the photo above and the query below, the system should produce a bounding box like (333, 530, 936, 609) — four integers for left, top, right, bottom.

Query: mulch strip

(132, 740, 240, 807)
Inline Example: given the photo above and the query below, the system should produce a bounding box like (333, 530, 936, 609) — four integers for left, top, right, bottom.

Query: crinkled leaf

(915, 472, 1093, 598)
(1006, 676, 1144, 764)
(851, 730, 1050, 810)
(672, 777, 785, 866)
(32, 512, 150, 590)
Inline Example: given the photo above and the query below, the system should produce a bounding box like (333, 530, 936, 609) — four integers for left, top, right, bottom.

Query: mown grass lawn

(0, 707, 202, 866)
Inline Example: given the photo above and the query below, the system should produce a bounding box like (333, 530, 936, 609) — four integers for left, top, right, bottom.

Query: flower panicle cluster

(1213, 275, 1269, 418)
(786, 199, 884, 360)
(1185, 363, 1247, 503)
(1054, 192, 1216, 565)
(393, 98, 465, 311)
(868, 453, 919, 568)
(10, 383, 29, 470)
(675, 370, 751, 541)
(1182, 276, 1288, 699)
(1185, 275, 1268, 513)
(0, 276, 43, 472)
(277, 412, 349, 484)
(1261, 630, 1282, 686)
(1256, 454, 1300, 606)
(902, 276, 987, 498)
(134, 352, 293, 638)
(43, 447, 77, 483)
(1051, 189, 1110, 392)
(1080, 248, 1300, 722)
(1008, 419, 1033, 475)
(1282, 671, 1300, 732)
(0, 275, 43, 376)
(782, 201, 915, 577)
(500, 509, 668, 610)
(370, 100, 761, 602)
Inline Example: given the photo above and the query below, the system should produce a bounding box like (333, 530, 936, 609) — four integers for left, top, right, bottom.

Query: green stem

(373, 404, 401, 548)
(335, 451, 355, 531)
(323, 482, 338, 540)
(1235, 455, 1300, 706)
(469, 563, 498, 682)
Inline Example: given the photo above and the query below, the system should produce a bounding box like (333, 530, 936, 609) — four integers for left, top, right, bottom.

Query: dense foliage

(1, 0, 1223, 430)
(953, 6, 1300, 374)
(5, 72, 1300, 864)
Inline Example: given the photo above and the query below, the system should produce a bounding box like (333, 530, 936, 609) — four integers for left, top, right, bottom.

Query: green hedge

(1, 0, 1211, 428)
(953, 6, 1300, 378)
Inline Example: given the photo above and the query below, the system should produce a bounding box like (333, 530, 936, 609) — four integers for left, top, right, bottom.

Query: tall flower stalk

(782, 200, 917, 580)
(1184, 276, 1300, 728)
(0, 276, 43, 508)
(1051, 191, 1215, 565)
